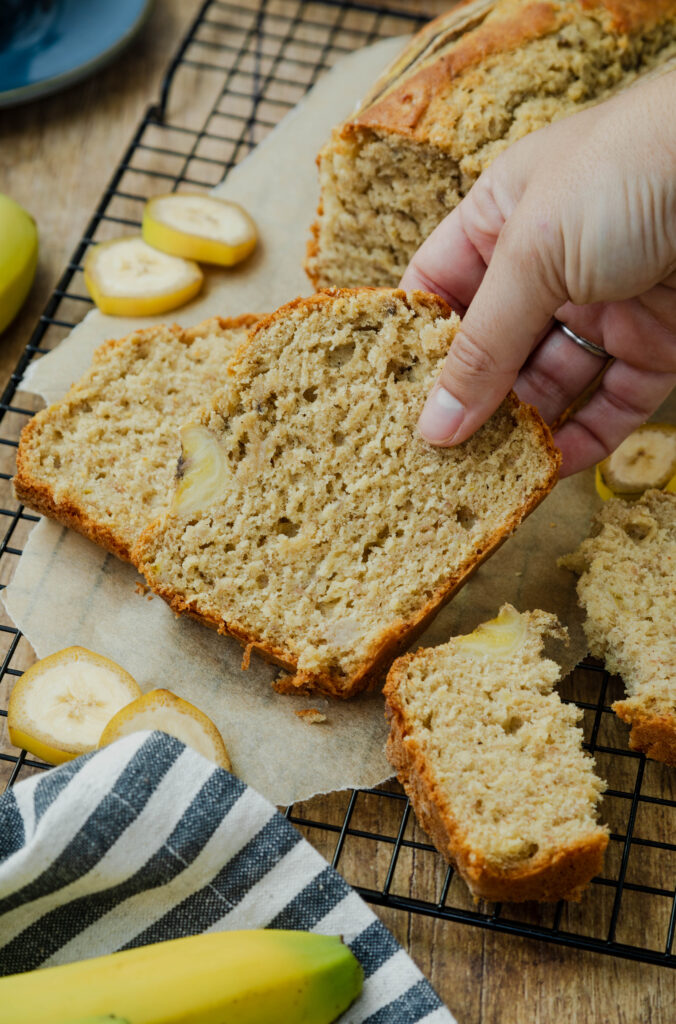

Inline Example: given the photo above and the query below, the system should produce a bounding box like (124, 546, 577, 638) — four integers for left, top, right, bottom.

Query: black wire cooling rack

(1, 0, 675, 970)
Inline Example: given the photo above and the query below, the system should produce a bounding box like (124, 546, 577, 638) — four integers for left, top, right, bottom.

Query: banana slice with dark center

(597, 423, 676, 500)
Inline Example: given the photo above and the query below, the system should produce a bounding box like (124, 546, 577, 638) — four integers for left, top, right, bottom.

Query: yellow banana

(0, 930, 363, 1024)
(0, 193, 38, 334)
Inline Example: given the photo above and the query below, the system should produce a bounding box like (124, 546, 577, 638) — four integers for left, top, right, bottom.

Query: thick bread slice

(134, 288, 560, 698)
(307, 0, 676, 288)
(14, 315, 259, 562)
(384, 605, 609, 902)
(561, 490, 676, 764)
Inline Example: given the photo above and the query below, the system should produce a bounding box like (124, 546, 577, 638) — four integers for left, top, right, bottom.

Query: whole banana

(0, 930, 363, 1024)
(0, 193, 38, 334)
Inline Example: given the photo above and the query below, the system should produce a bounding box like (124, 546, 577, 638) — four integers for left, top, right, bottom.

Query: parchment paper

(4, 37, 675, 804)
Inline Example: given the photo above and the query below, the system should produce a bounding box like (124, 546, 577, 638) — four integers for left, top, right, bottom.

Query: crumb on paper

(135, 581, 149, 596)
(295, 709, 328, 724)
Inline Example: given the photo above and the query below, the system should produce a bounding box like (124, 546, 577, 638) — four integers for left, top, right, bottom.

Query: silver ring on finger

(556, 321, 610, 359)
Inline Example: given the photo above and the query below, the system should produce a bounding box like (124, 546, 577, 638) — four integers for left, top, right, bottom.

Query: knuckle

(519, 363, 569, 408)
(448, 330, 502, 380)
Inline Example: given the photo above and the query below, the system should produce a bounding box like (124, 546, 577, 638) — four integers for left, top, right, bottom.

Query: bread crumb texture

(14, 316, 257, 561)
(384, 605, 608, 902)
(134, 288, 560, 698)
(561, 490, 676, 764)
(308, 0, 676, 287)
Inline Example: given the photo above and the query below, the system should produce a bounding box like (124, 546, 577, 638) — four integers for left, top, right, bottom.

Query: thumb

(418, 214, 564, 446)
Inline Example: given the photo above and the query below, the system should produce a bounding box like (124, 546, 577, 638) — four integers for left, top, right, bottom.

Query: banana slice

(8, 648, 142, 765)
(454, 605, 527, 659)
(596, 423, 676, 500)
(143, 193, 257, 266)
(98, 690, 231, 771)
(173, 424, 229, 516)
(83, 237, 203, 316)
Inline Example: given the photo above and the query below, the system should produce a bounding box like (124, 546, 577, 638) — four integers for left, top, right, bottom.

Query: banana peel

(0, 193, 38, 334)
(0, 930, 363, 1024)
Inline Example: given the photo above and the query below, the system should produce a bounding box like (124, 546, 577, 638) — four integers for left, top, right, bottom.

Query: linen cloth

(0, 730, 455, 1022)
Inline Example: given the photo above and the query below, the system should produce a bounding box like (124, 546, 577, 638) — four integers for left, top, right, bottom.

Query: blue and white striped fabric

(0, 731, 454, 1023)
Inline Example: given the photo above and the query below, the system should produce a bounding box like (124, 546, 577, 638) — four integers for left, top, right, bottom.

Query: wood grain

(0, 1, 674, 1020)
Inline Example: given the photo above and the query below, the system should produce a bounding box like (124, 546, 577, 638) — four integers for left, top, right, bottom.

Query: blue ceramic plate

(0, 0, 153, 108)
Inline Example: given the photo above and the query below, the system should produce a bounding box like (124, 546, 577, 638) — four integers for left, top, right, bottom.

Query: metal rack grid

(1, 0, 675, 970)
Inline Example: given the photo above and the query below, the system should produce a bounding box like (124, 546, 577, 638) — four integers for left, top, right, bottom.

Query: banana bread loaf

(384, 605, 608, 902)
(134, 288, 560, 698)
(307, 0, 676, 288)
(561, 490, 676, 764)
(14, 316, 258, 561)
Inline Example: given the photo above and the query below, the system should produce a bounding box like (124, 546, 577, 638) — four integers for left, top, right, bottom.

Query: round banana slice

(98, 689, 231, 771)
(8, 647, 142, 765)
(596, 423, 676, 501)
(143, 193, 257, 266)
(454, 605, 527, 659)
(83, 237, 203, 316)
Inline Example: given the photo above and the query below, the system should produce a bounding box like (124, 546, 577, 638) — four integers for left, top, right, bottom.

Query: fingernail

(418, 385, 465, 443)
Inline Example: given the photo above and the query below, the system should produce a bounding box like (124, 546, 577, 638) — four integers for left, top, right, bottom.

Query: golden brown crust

(14, 315, 262, 562)
(134, 288, 561, 699)
(612, 701, 676, 766)
(350, 0, 676, 140)
(231, 287, 451, 361)
(384, 654, 608, 901)
(13, 457, 135, 561)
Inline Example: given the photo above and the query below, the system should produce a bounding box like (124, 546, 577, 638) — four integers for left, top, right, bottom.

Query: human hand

(400, 71, 676, 477)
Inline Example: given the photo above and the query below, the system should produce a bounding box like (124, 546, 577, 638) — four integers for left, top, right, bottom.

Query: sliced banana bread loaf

(14, 315, 258, 561)
(561, 491, 676, 764)
(134, 288, 560, 698)
(307, 0, 676, 288)
(384, 605, 608, 902)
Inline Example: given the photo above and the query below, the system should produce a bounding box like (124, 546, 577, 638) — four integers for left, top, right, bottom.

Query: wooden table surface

(0, 2, 673, 1020)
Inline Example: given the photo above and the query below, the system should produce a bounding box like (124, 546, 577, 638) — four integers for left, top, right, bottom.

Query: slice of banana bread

(307, 0, 676, 288)
(14, 315, 258, 562)
(134, 288, 560, 699)
(561, 490, 676, 764)
(384, 605, 608, 902)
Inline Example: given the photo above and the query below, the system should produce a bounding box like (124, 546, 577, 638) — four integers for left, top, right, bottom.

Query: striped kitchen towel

(0, 730, 455, 1022)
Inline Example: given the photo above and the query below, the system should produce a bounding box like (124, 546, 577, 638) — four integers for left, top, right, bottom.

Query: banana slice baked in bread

(384, 605, 609, 902)
(307, 0, 676, 288)
(561, 490, 676, 765)
(14, 315, 258, 561)
(134, 288, 560, 698)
